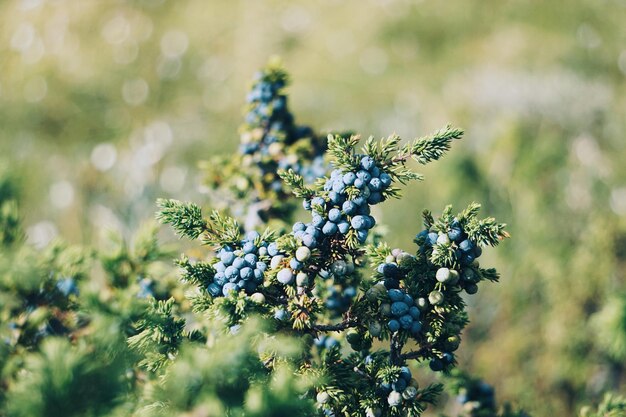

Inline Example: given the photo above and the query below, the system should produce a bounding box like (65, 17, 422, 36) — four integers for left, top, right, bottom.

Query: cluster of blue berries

(366, 250, 425, 338)
(457, 381, 495, 413)
(268, 238, 313, 289)
(56, 277, 78, 297)
(288, 154, 327, 184)
(314, 335, 340, 351)
(240, 71, 289, 155)
(418, 219, 483, 267)
(207, 231, 269, 297)
(325, 285, 356, 316)
(239, 68, 326, 189)
(379, 366, 418, 407)
(136, 277, 155, 299)
(300, 156, 391, 248)
(381, 287, 422, 335)
(417, 219, 484, 294)
(429, 352, 455, 372)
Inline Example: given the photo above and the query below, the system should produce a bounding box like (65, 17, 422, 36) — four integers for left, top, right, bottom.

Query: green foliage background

(1, 0, 626, 415)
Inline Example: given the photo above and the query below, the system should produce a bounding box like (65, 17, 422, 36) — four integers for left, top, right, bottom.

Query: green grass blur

(1, 0, 626, 415)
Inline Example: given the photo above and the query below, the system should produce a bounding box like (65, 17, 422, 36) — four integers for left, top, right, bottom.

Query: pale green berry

(369, 321, 382, 337)
(380, 303, 391, 316)
(429, 290, 444, 305)
(316, 391, 331, 404)
(250, 292, 265, 304)
(402, 386, 418, 400)
(296, 272, 309, 287)
(295, 246, 311, 262)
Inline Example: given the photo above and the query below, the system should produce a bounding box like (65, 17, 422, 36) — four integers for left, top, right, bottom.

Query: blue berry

(367, 192, 383, 204)
(225, 266, 238, 279)
(427, 232, 438, 246)
(459, 239, 474, 252)
(322, 221, 338, 235)
(342, 200, 357, 215)
(240, 267, 253, 280)
(388, 289, 404, 302)
(220, 251, 235, 265)
(356, 170, 372, 183)
(391, 302, 409, 316)
(233, 257, 245, 269)
(410, 321, 422, 335)
(268, 242, 279, 257)
(57, 278, 78, 297)
(303, 199, 311, 210)
(361, 156, 375, 170)
(328, 191, 343, 205)
(305, 225, 320, 238)
(312, 215, 325, 228)
(399, 314, 413, 329)
(293, 222, 306, 232)
(379, 172, 392, 187)
(368, 177, 382, 191)
(277, 268, 294, 284)
(436, 267, 452, 283)
(289, 258, 303, 270)
(354, 178, 365, 189)
(244, 253, 257, 266)
(465, 283, 478, 294)
(243, 241, 256, 254)
(274, 309, 289, 321)
(214, 272, 227, 285)
(222, 282, 237, 296)
(328, 208, 342, 222)
(392, 378, 407, 392)
(343, 172, 356, 185)
(325, 337, 340, 349)
(302, 234, 317, 248)
(351, 215, 367, 230)
(429, 359, 444, 372)
(356, 230, 368, 243)
(448, 227, 463, 242)
(207, 283, 221, 297)
(436, 233, 450, 245)
(388, 319, 400, 332)
(343, 286, 357, 298)
(253, 269, 264, 282)
(311, 197, 326, 208)
(214, 262, 226, 272)
(246, 231, 260, 241)
(379, 262, 398, 277)
(337, 222, 350, 234)
(403, 294, 413, 306)
(332, 180, 345, 193)
(409, 306, 420, 319)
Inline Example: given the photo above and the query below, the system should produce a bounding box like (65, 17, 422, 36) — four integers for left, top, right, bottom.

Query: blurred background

(1, 0, 625, 415)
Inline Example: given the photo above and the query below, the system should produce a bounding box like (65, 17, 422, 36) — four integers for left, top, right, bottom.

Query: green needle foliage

(152, 62, 526, 417)
(1, 62, 624, 417)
